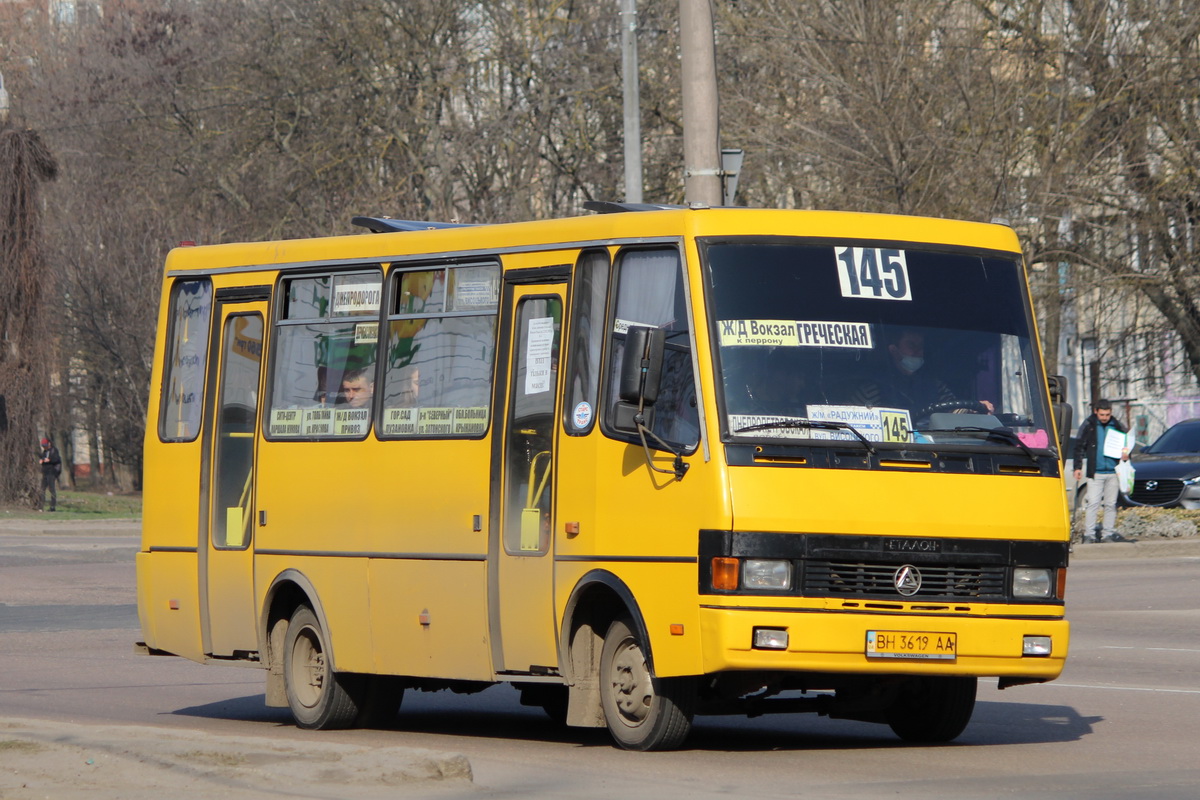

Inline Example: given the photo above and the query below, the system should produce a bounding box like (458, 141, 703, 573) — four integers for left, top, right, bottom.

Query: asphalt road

(2, 523, 1198, 799)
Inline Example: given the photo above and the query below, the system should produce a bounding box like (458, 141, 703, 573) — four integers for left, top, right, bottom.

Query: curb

(0, 716, 473, 795)
(1069, 536, 1200, 560)
(0, 517, 141, 536)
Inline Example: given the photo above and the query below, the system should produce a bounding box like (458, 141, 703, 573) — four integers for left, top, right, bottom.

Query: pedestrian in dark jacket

(39, 436, 61, 512)
(1071, 400, 1129, 542)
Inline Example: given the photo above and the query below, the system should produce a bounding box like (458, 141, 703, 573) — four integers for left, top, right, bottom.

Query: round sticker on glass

(573, 401, 593, 430)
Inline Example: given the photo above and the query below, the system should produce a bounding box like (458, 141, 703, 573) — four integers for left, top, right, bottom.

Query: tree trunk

(0, 125, 58, 504)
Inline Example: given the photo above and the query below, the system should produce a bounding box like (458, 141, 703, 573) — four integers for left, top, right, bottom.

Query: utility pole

(620, 0, 643, 203)
(679, 0, 721, 206)
(0, 70, 9, 123)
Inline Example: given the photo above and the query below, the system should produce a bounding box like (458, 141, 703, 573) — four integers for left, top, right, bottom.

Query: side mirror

(619, 326, 665, 405)
(613, 326, 665, 433)
(1047, 375, 1072, 459)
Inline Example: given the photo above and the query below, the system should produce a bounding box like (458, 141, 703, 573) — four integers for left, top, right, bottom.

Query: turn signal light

(712, 557, 739, 591)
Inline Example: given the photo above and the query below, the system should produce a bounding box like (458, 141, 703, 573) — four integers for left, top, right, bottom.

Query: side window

(604, 248, 700, 450)
(379, 264, 500, 437)
(563, 250, 609, 435)
(159, 278, 213, 442)
(268, 270, 382, 439)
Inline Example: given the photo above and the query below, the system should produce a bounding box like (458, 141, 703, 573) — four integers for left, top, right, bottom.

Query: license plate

(866, 630, 957, 660)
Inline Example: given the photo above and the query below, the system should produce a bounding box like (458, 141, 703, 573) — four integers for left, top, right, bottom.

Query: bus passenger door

(490, 283, 564, 674)
(201, 301, 265, 657)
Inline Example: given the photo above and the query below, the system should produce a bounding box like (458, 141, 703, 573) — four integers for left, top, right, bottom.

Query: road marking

(1046, 683, 1200, 695)
(983, 677, 1200, 694)
(1098, 646, 1200, 653)
(985, 678, 1200, 695)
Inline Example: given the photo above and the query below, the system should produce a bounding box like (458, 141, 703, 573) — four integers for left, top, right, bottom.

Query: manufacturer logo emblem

(884, 538, 940, 553)
(1145, 480, 1158, 491)
(893, 565, 922, 596)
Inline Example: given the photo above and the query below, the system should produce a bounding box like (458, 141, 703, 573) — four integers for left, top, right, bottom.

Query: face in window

(340, 370, 374, 408)
(888, 330, 927, 375)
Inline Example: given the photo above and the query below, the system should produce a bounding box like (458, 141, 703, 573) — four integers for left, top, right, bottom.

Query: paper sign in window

(525, 317, 555, 395)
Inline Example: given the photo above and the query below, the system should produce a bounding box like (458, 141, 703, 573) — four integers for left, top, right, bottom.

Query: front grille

(1130, 479, 1184, 505)
(805, 560, 1007, 599)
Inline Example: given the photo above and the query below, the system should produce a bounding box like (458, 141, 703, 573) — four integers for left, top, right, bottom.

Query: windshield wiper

(918, 426, 1038, 461)
(733, 418, 876, 455)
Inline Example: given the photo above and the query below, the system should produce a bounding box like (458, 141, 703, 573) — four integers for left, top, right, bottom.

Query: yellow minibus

(137, 204, 1071, 750)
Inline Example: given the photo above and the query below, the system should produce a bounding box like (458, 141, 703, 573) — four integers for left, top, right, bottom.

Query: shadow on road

(168, 690, 1099, 751)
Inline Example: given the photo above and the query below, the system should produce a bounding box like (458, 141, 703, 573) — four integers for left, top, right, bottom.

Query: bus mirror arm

(634, 410, 690, 481)
(633, 407, 690, 481)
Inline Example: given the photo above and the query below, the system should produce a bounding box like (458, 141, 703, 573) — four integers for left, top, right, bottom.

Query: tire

(885, 676, 976, 743)
(599, 618, 696, 751)
(283, 605, 364, 730)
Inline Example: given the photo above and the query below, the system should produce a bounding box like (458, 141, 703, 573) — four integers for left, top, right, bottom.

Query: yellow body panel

(138, 208, 1065, 702)
(369, 559, 492, 680)
(730, 466, 1069, 541)
(136, 551, 203, 661)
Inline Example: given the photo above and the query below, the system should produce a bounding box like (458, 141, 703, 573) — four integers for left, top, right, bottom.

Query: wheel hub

(610, 640, 653, 724)
(291, 627, 326, 709)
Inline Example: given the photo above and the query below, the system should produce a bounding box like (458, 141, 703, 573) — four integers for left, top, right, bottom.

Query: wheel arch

(559, 569, 652, 680)
(260, 569, 337, 708)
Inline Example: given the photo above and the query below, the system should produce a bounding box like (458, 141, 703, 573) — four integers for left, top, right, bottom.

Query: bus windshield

(704, 239, 1052, 451)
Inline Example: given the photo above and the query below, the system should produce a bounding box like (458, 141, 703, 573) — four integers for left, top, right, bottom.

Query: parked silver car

(1126, 419, 1200, 509)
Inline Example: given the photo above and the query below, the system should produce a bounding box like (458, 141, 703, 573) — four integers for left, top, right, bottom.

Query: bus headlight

(753, 627, 789, 650)
(744, 559, 792, 591)
(1023, 635, 1052, 656)
(1013, 567, 1053, 598)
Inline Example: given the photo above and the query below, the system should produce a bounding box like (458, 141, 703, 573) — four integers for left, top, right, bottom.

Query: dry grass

(0, 485, 141, 520)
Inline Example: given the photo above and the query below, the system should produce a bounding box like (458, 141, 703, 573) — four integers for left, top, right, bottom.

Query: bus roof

(163, 207, 1023, 276)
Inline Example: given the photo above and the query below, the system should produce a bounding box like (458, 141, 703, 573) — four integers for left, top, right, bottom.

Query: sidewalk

(0, 515, 141, 536)
(0, 717, 472, 800)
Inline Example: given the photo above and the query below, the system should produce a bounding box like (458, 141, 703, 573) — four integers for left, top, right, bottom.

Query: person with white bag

(1072, 399, 1132, 543)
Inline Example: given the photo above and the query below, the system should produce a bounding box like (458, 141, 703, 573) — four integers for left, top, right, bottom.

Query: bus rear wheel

(599, 618, 696, 751)
(884, 676, 977, 743)
(283, 605, 363, 730)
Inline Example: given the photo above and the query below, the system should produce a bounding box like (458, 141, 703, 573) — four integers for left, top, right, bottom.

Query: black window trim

(264, 265, 385, 442)
(598, 244, 701, 455)
(374, 259, 504, 441)
(158, 276, 215, 444)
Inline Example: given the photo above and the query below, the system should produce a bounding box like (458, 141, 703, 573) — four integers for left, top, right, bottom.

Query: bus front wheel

(599, 618, 696, 751)
(884, 676, 976, 743)
(283, 605, 363, 730)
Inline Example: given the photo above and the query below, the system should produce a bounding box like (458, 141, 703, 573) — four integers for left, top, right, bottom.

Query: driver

(852, 328, 993, 415)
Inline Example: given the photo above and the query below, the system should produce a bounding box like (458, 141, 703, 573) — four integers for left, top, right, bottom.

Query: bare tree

(0, 125, 58, 503)
(9, 0, 1197, 483)
(1062, 0, 1200, 387)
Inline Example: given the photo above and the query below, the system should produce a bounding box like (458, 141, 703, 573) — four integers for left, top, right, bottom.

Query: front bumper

(699, 604, 1068, 680)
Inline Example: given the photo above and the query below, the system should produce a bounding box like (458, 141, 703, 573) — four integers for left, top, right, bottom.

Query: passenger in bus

(852, 328, 993, 416)
(393, 366, 419, 407)
(339, 368, 374, 408)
